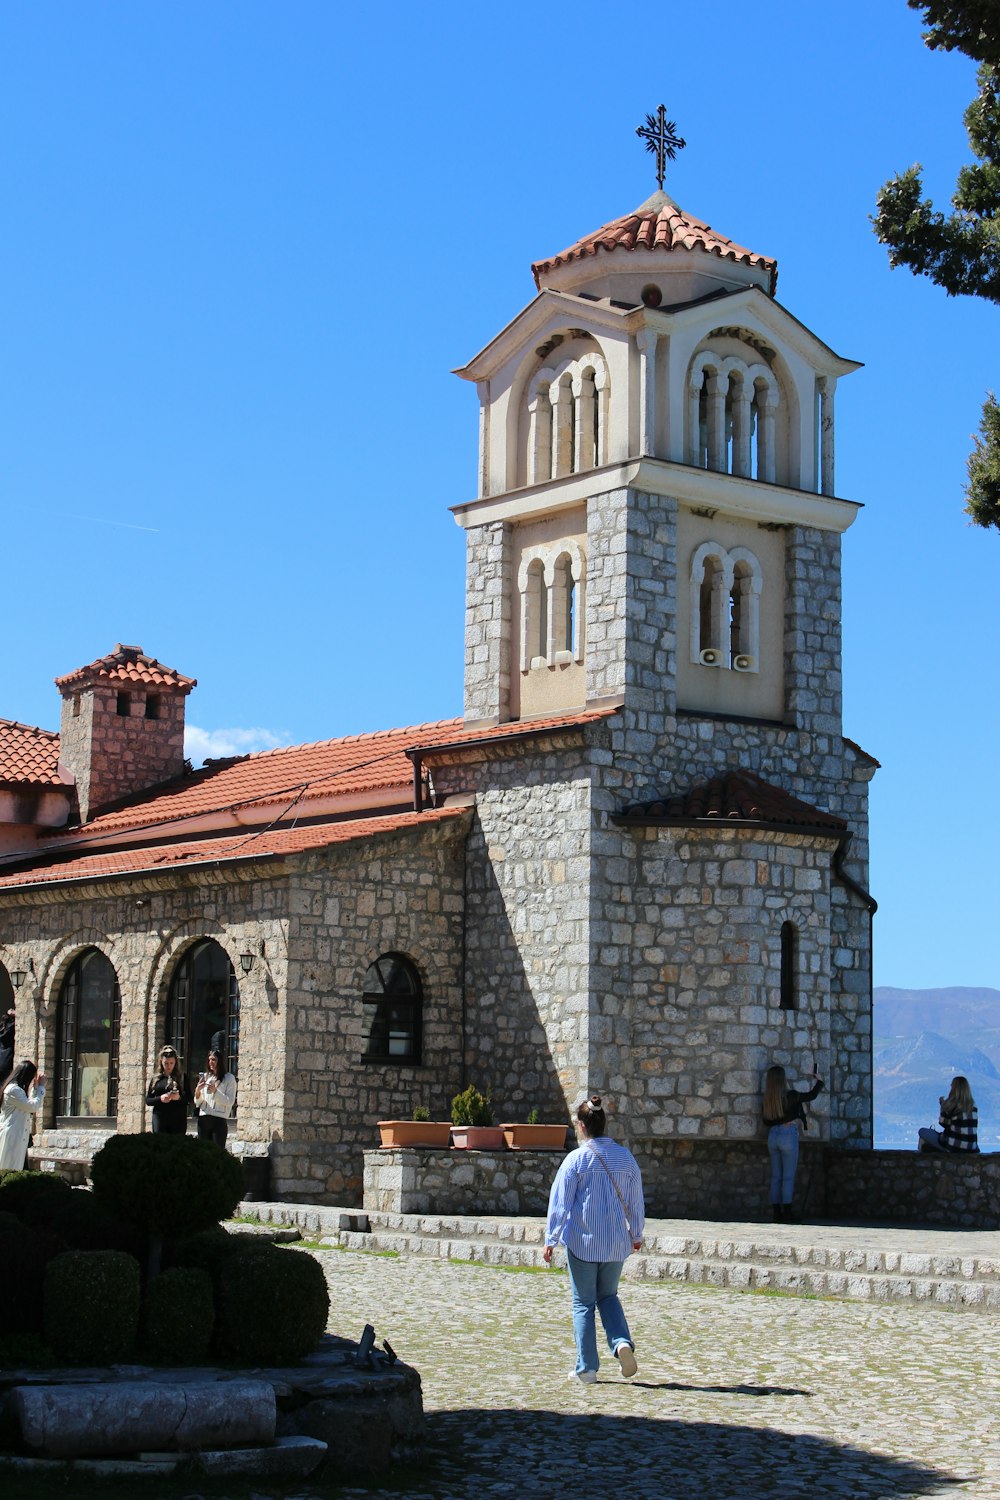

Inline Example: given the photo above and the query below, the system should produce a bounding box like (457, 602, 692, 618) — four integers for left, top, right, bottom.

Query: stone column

(819, 377, 835, 496)
(476, 380, 490, 497)
(636, 329, 657, 458)
(551, 380, 573, 477)
(527, 390, 552, 485)
(573, 371, 596, 472)
(732, 376, 752, 478)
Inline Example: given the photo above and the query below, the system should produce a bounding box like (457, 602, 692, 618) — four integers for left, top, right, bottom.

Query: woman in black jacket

(146, 1046, 192, 1134)
(762, 1063, 823, 1222)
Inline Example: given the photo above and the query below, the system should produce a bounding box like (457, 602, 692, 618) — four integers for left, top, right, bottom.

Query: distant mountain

(873, 988, 1000, 1149)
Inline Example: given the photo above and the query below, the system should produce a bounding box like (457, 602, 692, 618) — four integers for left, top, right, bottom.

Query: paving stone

(308, 1237, 1000, 1499)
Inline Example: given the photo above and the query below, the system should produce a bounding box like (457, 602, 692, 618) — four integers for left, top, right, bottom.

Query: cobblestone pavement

(317, 1244, 998, 1500)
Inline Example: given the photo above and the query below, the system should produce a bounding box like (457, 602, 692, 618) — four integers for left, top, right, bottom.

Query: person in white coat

(0, 1059, 46, 1172)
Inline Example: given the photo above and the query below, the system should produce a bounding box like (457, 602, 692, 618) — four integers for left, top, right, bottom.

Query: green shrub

(218, 1246, 329, 1363)
(43, 1250, 140, 1364)
(25, 1188, 143, 1257)
(91, 1133, 245, 1238)
(451, 1083, 494, 1127)
(0, 1210, 22, 1234)
(0, 1170, 73, 1220)
(141, 1266, 215, 1362)
(0, 1225, 64, 1333)
(172, 1226, 274, 1288)
(412, 1105, 430, 1122)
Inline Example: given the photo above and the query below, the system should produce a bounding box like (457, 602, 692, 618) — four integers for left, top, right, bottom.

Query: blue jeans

(768, 1123, 799, 1205)
(566, 1248, 633, 1374)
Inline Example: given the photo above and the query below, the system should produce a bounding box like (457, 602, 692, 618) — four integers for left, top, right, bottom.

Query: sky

(1, 2, 997, 991)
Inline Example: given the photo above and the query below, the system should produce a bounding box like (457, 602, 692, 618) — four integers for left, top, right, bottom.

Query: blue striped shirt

(545, 1138, 645, 1262)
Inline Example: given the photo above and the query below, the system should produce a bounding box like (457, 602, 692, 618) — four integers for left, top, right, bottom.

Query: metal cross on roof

(635, 105, 686, 191)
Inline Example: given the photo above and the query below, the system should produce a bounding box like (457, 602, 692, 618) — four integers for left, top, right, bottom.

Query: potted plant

(377, 1105, 452, 1149)
(450, 1084, 505, 1150)
(501, 1106, 571, 1151)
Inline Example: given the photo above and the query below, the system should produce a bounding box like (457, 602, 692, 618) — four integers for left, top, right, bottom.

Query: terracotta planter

(377, 1120, 452, 1149)
(450, 1125, 506, 1150)
(501, 1123, 571, 1151)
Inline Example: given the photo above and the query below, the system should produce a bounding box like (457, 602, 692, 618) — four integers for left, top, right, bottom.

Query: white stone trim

(451, 457, 861, 533)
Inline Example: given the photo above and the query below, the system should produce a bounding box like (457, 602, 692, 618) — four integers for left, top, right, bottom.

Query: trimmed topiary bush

(173, 1226, 275, 1288)
(141, 1266, 215, 1362)
(91, 1134, 245, 1237)
(0, 1169, 73, 1220)
(43, 1249, 141, 1364)
(218, 1246, 329, 1363)
(0, 1225, 64, 1333)
(23, 1188, 144, 1257)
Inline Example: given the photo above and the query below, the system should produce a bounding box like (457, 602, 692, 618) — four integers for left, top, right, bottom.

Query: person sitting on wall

(918, 1076, 979, 1154)
(193, 1048, 237, 1148)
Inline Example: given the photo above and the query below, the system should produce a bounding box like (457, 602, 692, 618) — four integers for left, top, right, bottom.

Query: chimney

(56, 644, 197, 822)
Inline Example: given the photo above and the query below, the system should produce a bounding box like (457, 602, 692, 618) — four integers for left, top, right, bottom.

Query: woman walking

(193, 1048, 237, 1147)
(145, 1045, 192, 1134)
(918, 1076, 979, 1153)
(762, 1062, 824, 1222)
(543, 1095, 645, 1385)
(0, 1059, 46, 1172)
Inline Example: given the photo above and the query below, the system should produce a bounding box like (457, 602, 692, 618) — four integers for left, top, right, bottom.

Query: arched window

(688, 349, 778, 482)
(56, 949, 121, 1119)
(167, 939, 240, 1081)
(690, 543, 762, 672)
(519, 541, 586, 673)
(361, 953, 422, 1063)
(780, 921, 799, 1010)
(526, 349, 609, 484)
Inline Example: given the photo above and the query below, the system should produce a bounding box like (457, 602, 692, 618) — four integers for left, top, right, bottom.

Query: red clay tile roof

(55, 643, 196, 694)
(0, 719, 64, 789)
(616, 770, 846, 835)
(532, 191, 778, 296)
(0, 808, 468, 889)
(45, 706, 619, 842)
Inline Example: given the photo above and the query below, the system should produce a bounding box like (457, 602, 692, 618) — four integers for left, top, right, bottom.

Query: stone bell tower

(453, 144, 860, 744)
(452, 116, 877, 1171)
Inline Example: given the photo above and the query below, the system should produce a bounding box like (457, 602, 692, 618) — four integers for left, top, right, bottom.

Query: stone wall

(824, 1148, 1000, 1230)
(0, 814, 470, 1208)
(58, 683, 187, 822)
(365, 1144, 999, 1230)
(463, 520, 511, 722)
(364, 1145, 570, 1216)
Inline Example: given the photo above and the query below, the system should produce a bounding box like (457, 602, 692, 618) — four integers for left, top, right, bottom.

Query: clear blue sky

(1, 3, 997, 990)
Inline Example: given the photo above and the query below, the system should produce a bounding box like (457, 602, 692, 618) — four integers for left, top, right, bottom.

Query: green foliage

(451, 1083, 494, 1127)
(172, 1226, 274, 1289)
(217, 1246, 330, 1363)
(0, 1225, 64, 1333)
(91, 1132, 245, 1238)
(910, 1, 1000, 66)
(527, 1106, 540, 1126)
(0, 1333, 57, 1370)
(412, 1105, 430, 1122)
(0, 1169, 73, 1219)
(24, 1187, 144, 1256)
(874, 5, 1000, 523)
(0, 1210, 22, 1234)
(965, 391, 1000, 525)
(141, 1266, 215, 1361)
(43, 1249, 141, 1364)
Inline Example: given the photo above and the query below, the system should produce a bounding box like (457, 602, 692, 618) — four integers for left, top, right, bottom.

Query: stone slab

(14, 1378, 275, 1457)
(193, 1435, 328, 1478)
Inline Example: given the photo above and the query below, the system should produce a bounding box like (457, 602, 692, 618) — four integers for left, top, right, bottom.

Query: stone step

(329, 1224, 1000, 1309)
(245, 1202, 1000, 1312)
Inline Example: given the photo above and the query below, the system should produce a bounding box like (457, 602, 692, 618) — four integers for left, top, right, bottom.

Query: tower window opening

(749, 395, 759, 478)
(116, 692, 130, 717)
(698, 384, 709, 468)
(780, 920, 799, 1010)
(72, 694, 81, 718)
(145, 694, 161, 720)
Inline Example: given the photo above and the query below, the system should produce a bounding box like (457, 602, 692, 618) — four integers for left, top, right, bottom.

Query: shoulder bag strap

(587, 1142, 632, 1235)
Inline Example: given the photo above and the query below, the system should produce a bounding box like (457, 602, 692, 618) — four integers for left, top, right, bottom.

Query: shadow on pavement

(425, 1408, 966, 1500)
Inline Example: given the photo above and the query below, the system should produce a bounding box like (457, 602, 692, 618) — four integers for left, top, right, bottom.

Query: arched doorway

(166, 939, 240, 1080)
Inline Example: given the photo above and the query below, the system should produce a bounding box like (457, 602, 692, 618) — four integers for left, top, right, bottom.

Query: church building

(0, 160, 877, 1214)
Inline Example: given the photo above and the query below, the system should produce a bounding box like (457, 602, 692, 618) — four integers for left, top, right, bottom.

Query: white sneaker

(616, 1344, 638, 1379)
(568, 1369, 597, 1384)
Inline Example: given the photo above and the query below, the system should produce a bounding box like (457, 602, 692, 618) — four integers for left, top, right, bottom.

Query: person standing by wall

(0, 1059, 46, 1171)
(193, 1049, 236, 1148)
(145, 1045, 192, 1134)
(543, 1095, 645, 1385)
(762, 1062, 824, 1222)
